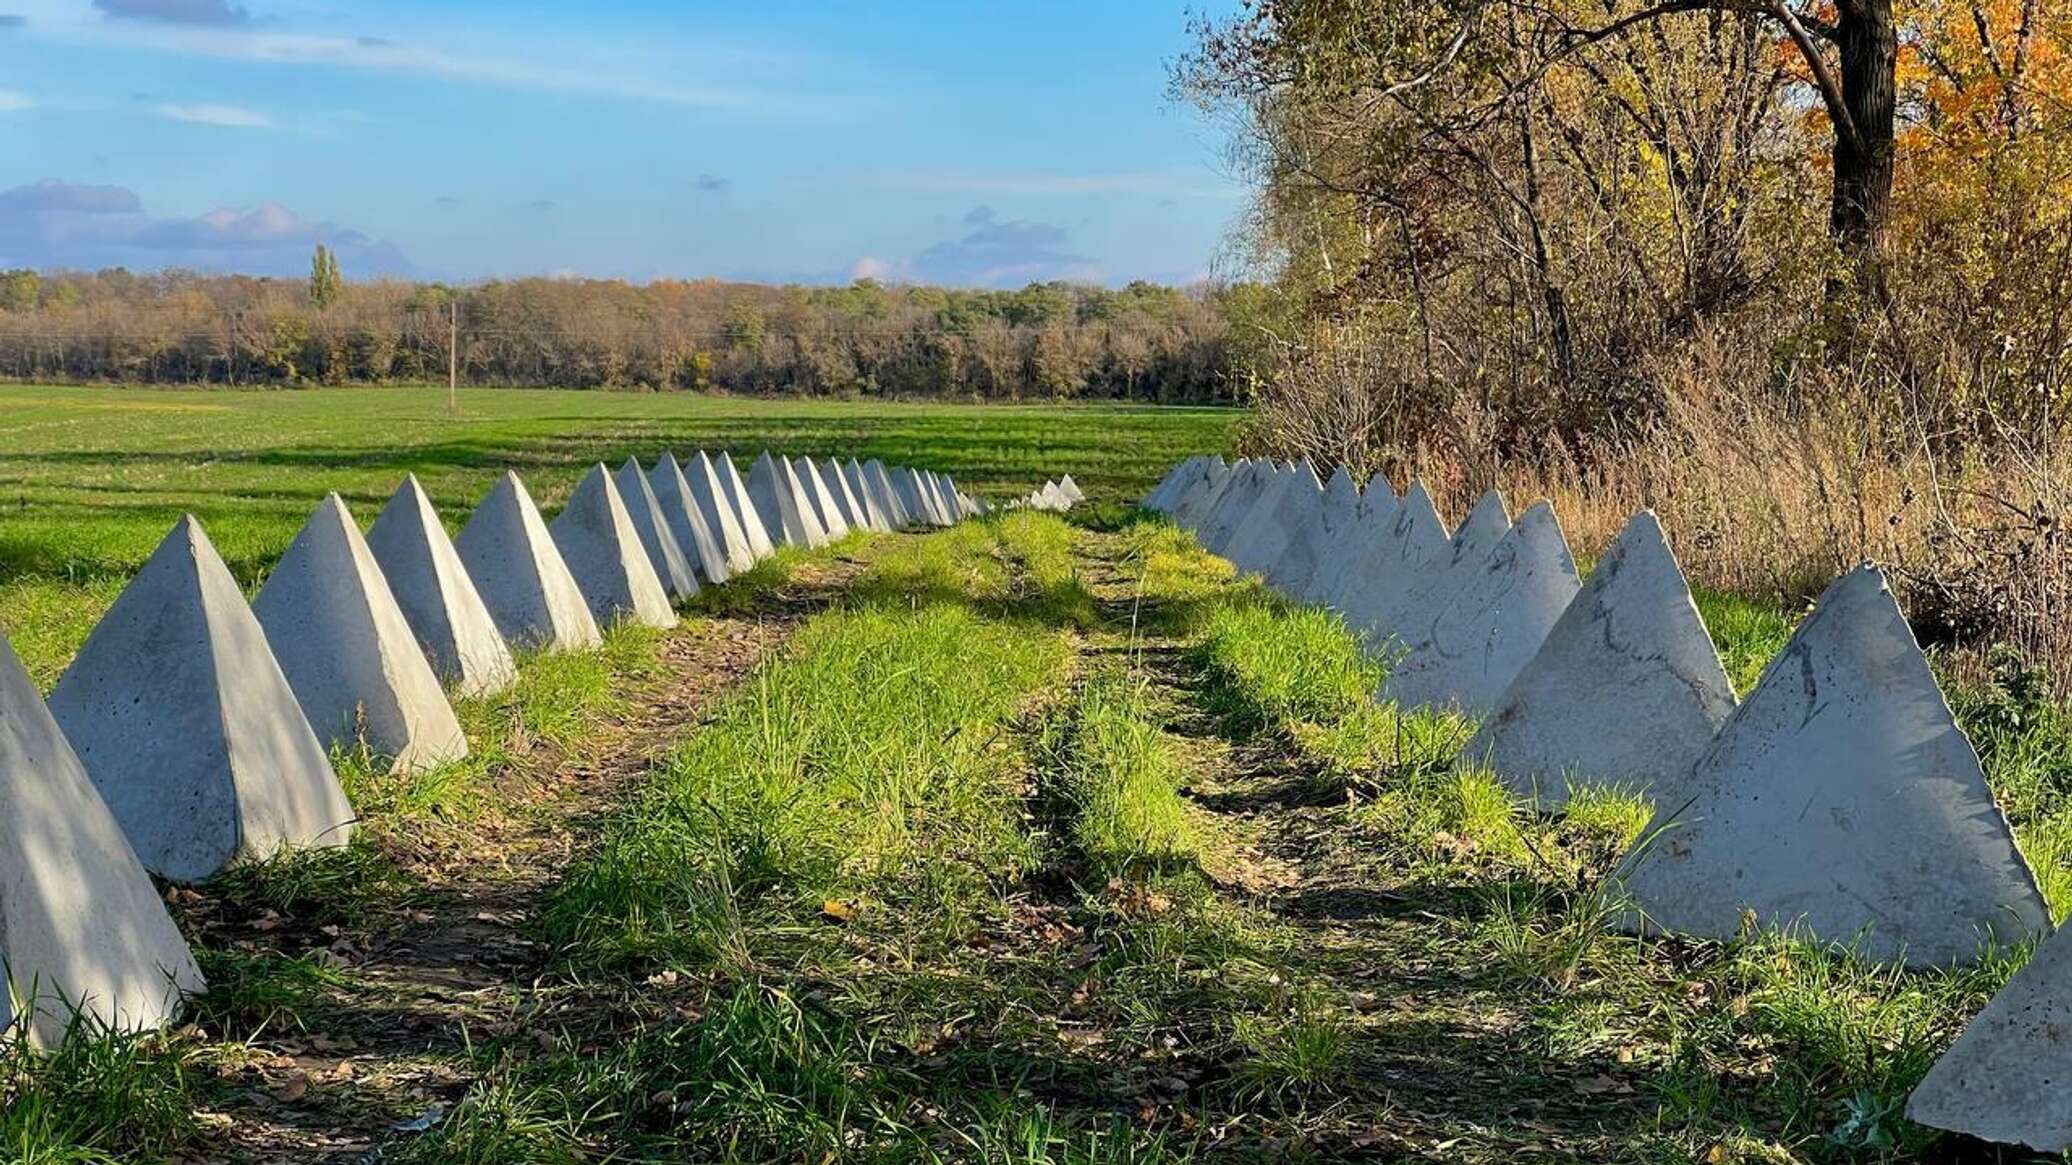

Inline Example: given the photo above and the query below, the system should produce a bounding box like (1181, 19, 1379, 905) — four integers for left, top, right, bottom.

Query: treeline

(0, 269, 1240, 402)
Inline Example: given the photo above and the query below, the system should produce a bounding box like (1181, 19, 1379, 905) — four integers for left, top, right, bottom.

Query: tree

(0, 269, 38, 312)
(308, 244, 343, 310)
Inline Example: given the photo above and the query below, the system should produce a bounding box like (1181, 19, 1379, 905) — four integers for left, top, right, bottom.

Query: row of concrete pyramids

(1014, 475, 1084, 513)
(0, 450, 979, 1047)
(1144, 453, 2070, 1150)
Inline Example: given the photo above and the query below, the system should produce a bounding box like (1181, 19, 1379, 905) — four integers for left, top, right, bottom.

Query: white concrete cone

(49, 516, 354, 882)
(1909, 920, 2072, 1149)
(365, 475, 517, 697)
(454, 472, 603, 654)
(843, 458, 895, 531)
(864, 460, 913, 529)
(1464, 511, 1735, 810)
(650, 453, 731, 586)
(550, 464, 678, 631)
(255, 493, 470, 773)
(686, 451, 759, 573)
(1382, 500, 1580, 715)
(614, 457, 699, 601)
(0, 626, 206, 1045)
(748, 451, 827, 548)
(794, 456, 852, 539)
(1617, 563, 2048, 967)
(715, 451, 777, 560)
(1335, 481, 1450, 641)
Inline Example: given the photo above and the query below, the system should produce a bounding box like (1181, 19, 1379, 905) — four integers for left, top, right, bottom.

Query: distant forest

(0, 265, 1242, 403)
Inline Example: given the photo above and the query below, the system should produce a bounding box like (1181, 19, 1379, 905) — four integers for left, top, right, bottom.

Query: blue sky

(0, 0, 1247, 287)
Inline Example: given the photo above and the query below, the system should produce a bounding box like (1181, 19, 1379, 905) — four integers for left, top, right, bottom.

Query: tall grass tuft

(1049, 671, 1196, 873)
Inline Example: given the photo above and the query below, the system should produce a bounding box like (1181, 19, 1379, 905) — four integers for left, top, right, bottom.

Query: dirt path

(179, 547, 883, 1163)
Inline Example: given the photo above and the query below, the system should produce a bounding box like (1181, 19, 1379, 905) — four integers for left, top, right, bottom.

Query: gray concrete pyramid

(749, 451, 828, 548)
(920, 471, 956, 526)
(1381, 500, 1580, 714)
(1617, 564, 2047, 966)
(0, 627, 206, 1044)
(651, 453, 731, 585)
(1908, 922, 2072, 1148)
(1449, 489, 1512, 562)
(550, 464, 678, 631)
(889, 467, 933, 528)
(1464, 511, 1736, 809)
(1270, 464, 1359, 597)
(1366, 470, 1396, 499)
(614, 458, 699, 601)
(1058, 475, 1085, 505)
(686, 451, 760, 573)
(254, 494, 470, 773)
(48, 516, 355, 883)
(365, 475, 517, 697)
(845, 458, 895, 531)
(454, 472, 603, 654)
(1144, 458, 1198, 511)
(794, 456, 852, 539)
(1199, 461, 1273, 552)
(1303, 479, 1399, 606)
(863, 460, 913, 529)
(716, 451, 777, 560)
(1172, 457, 1233, 528)
(1334, 480, 1450, 637)
(1229, 463, 1322, 578)
(820, 457, 875, 531)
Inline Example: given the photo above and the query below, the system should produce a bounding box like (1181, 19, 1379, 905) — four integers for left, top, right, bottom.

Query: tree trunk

(1830, 0, 1897, 258)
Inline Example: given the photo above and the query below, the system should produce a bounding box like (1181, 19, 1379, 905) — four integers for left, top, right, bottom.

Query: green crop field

(0, 384, 1236, 685)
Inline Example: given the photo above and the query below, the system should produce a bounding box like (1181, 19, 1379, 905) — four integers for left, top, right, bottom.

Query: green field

(0, 384, 1235, 685)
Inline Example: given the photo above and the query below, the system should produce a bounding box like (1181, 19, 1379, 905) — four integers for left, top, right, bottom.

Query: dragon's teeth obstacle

(0, 626, 206, 1045)
(551, 464, 679, 631)
(1909, 920, 2072, 1148)
(795, 456, 853, 540)
(650, 453, 732, 586)
(1381, 501, 1580, 715)
(865, 460, 914, 530)
(843, 458, 896, 531)
(365, 474, 518, 698)
(1464, 510, 1736, 809)
(48, 516, 355, 882)
(749, 451, 828, 548)
(615, 457, 700, 601)
(714, 451, 777, 561)
(1616, 564, 2048, 967)
(455, 472, 603, 653)
(685, 451, 761, 572)
(1335, 480, 1450, 641)
(254, 493, 470, 773)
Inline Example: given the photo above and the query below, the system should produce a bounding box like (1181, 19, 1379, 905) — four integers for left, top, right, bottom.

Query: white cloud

(152, 100, 269, 127)
(0, 89, 33, 111)
(847, 256, 897, 281)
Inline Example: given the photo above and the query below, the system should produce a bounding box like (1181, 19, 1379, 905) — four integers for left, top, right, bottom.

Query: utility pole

(447, 297, 459, 416)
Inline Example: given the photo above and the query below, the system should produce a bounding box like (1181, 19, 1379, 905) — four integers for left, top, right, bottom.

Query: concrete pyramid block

(1616, 564, 2048, 966)
(1449, 489, 1511, 562)
(685, 451, 759, 573)
(1464, 511, 1736, 809)
(923, 472, 958, 525)
(454, 472, 603, 654)
(0, 627, 205, 1044)
(1228, 463, 1322, 578)
(550, 464, 678, 631)
(1301, 478, 1399, 606)
(794, 456, 853, 539)
(1380, 500, 1579, 714)
(1199, 461, 1273, 553)
(1270, 464, 1359, 597)
(749, 451, 829, 548)
(716, 451, 777, 560)
(820, 457, 875, 531)
(614, 458, 699, 601)
(1143, 458, 1197, 511)
(1333, 480, 1450, 634)
(254, 494, 470, 773)
(651, 453, 731, 585)
(843, 458, 895, 531)
(1366, 470, 1396, 499)
(365, 475, 518, 697)
(1908, 923, 2072, 1148)
(1058, 475, 1085, 505)
(892, 467, 942, 527)
(49, 516, 355, 882)
(864, 460, 913, 529)
(1172, 456, 1233, 529)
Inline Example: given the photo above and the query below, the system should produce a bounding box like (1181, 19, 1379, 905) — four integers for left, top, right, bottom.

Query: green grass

(1047, 670, 1197, 873)
(0, 1021, 201, 1164)
(0, 383, 1232, 684)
